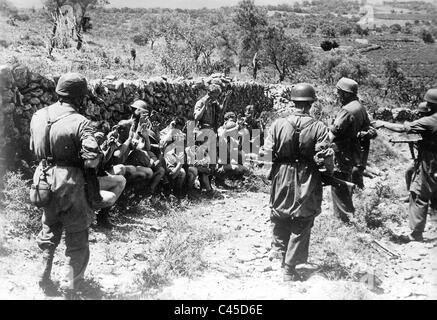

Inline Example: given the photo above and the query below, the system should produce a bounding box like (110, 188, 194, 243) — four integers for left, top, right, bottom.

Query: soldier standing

(330, 77, 375, 223)
(261, 83, 333, 281)
(30, 73, 102, 295)
(374, 88, 437, 242)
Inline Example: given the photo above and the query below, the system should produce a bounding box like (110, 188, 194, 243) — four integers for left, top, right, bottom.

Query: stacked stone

(373, 107, 417, 122)
(0, 65, 274, 172)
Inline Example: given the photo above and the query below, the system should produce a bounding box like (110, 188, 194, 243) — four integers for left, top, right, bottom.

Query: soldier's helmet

(424, 88, 437, 105)
(289, 83, 317, 102)
(417, 101, 431, 114)
(56, 73, 88, 98)
(130, 100, 148, 112)
(336, 77, 358, 94)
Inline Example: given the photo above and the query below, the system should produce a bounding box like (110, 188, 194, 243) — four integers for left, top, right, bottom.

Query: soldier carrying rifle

(374, 88, 437, 243)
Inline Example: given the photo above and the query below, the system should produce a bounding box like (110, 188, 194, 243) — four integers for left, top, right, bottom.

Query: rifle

(248, 158, 355, 190)
(388, 138, 421, 160)
(320, 172, 356, 192)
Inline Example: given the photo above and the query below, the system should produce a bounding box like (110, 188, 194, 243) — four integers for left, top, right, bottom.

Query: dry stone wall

(0, 63, 419, 176)
(0, 64, 273, 174)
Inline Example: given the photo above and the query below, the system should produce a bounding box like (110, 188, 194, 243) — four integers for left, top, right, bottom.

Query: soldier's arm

(373, 120, 407, 133)
(330, 109, 355, 138)
(259, 121, 276, 162)
(79, 120, 103, 168)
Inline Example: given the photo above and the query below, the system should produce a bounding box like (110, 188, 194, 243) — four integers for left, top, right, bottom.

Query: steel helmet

(336, 77, 358, 94)
(417, 101, 431, 114)
(130, 100, 148, 112)
(55, 73, 88, 98)
(424, 88, 437, 105)
(289, 83, 317, 102)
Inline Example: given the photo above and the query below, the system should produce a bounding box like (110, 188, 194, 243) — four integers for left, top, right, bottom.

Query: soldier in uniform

(261, 83, 333, 281)
(374, 88, 437, 242)
(330, 77, 375, 223)
(29, 73, 102, 295)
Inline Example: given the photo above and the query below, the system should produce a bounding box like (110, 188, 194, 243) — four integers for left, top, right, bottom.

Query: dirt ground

(0, 185, 436, 300)
(0, 135, 436, 300)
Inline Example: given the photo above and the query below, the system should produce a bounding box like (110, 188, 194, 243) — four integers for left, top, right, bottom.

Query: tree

(389, 23, 402, 34)
(338, 23, 352, 36)
(69, 0, 109, 50)
(320, 24, 336, 38)
(233, 0, 268, 72)
(302, 22, 317, 37)
(420, 29, 435, 43)
(43, 0, 68, 55)
(262, 26, 310, 82)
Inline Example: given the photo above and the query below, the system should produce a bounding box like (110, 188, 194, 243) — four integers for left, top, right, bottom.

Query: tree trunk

(76, 23, 83, 50)
(150, 40, 155, 50)
(48, 19, 58, 56)
(279, 73, 285, 82)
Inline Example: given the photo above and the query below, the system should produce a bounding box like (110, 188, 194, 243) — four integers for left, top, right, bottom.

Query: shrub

(135, 211, 221, 291)
(320, 40, 339, 51)
(420, 29, 435, 44)
(132, 34, 148, 46)
(1, 171, 42, 236)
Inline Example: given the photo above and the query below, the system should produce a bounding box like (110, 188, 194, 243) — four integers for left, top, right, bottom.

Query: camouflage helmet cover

(55, 73, 88, 98)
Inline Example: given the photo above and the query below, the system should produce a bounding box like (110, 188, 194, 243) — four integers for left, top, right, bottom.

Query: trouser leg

(331, 171, 355, 223)
(64, 229, 90, 290)
(270, 214, 291, 261)
(409, 192, 428, 233)
(37, 221, 63, 283)
(405, 163, 415, 191)
(283, 217, 314, 269)
(351, 166, 364, 189)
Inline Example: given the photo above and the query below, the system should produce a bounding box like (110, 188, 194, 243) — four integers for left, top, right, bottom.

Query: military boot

(96, 208, 113, 229)
(38, 249, 59, 296)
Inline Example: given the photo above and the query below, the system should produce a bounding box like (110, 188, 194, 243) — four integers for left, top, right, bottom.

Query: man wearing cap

(330, 77, 376, 223)
(216, 112, 248, 185)
(129, 100, 165, 194)
(261, 83, 333, 281)
(29, 73, 102, 295)
(374, 88, 437, 242)
(194, 84, 231, 132)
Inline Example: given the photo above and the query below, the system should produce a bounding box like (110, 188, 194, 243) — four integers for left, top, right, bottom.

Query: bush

(1, 171, 42, 236)
(132, 34, 148, 46)
(320, 40, 339, 51)
(420, 29, 435, 44)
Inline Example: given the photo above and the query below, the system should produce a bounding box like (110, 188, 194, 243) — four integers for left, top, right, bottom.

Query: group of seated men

(92, 100, 264, 226)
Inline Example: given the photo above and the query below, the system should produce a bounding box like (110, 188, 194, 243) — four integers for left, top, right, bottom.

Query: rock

(0, 65, 13, 88)
(12, 65, 29, 89)
(31, 89, 44, 97)
(29, 97, 40, 105)
(392, 108, 414, 122)
(373, 107, 393, 121)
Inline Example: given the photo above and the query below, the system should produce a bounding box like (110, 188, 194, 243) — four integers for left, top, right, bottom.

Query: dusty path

(1, 186, 436, 300)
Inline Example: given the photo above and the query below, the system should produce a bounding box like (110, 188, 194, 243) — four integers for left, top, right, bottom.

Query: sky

(8, 0, 300, 9)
